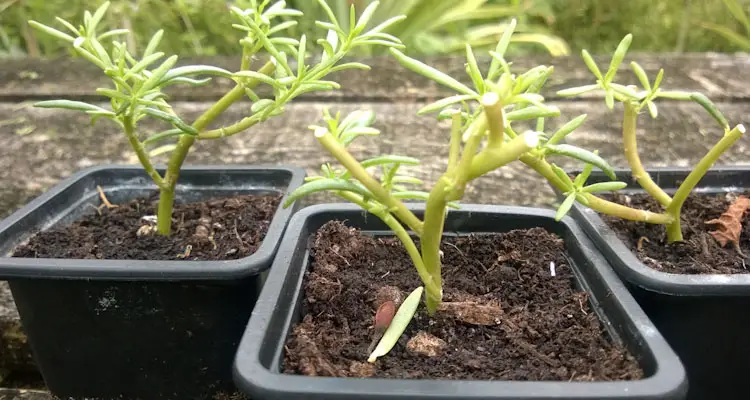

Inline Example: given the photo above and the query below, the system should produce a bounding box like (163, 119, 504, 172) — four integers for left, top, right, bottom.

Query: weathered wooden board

(0, 100, 747, 217)
(2, 53, 750, 102)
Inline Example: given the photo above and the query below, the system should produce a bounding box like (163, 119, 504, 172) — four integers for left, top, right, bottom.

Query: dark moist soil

(282, 221, 643, 381)
(11, 192, 281, 261)
(600, 191, 750, 274)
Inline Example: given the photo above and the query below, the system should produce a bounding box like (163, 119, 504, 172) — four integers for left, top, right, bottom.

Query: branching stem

(315, 129, 424, 235)
(665, 124, 746, 242)
(623, 101, 672, 207)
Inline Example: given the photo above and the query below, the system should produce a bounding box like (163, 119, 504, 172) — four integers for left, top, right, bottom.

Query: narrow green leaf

(581, 49, 603, 81)
(148, 144, 176, 157)
(487, 18, 517, 79)
(142, 108, 198, 135)
(329, 62, 371, 73)
(141, 55, 178, 91)
(28, 21, 75, 42)
(340, 127, 380, 146)
(354, 1, 379, 34)
(573, 162, 595, 187)
(392, 176, 424, 186)
(630, 61, 651, 91)
(551, 164, 575, 188)
(244, 88, 261, 102)
(656, 90, 691, 100)
(55, 17, 80, 36)
(722, 0, 750, 31)
(465, 44, 484, 93)
(317, 38, 335, 57)
(557, 84, 599, 97)
(339, 155, 420, 180)
(605, 89, 615, 110)
(418, 95, 475, 115)
(355, 39, 405, 49)
(509, 93, 547, 109)
(233, 70, 282, 88)
(368, 286, 423, 363)
(268, 21, 298, 35)
(96, 88, 130, 101)
(390, 48, 478, 97)
(604, 34, 632, 84)
(163, 77, 212, 87)
(282, 178, 372, 208)
(251, 99, 275, 114)
(545, 144, 616, 179)
(364, 15, 407, 35)
(264, 8, 303, 18)
(339, 110, 376, 132)
(548, 114, 587, 145)
(143, 128, 186, 145)
(647, 101, 658, 119)
(314, 21, 345, 37)
(610, 83, 641, 100)
(269, 37, 300, 47)
(127, 52, 165, 76)
(97, 29, 129, 41)
(581, 181, 629, 193)
(690, 92, 729, 130)
(297, 34, 307, 78)
(555, 193, 577, 221)
(88, 37, 113, 67)
(575, 193, 590, 206)
(315, 0, 340, 27)
(536, 117, 545, 133)
(34, 100, 107, 113)
(505, 105, 560, 121)
(89, 1, 110, 32)
(361, 32, 402, 43)
(653, 69, 664, 91)
(143, 29, 164, 58)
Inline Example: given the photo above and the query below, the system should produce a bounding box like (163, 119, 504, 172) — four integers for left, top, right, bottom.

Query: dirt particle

(349, 361, 375, 377)
(373, 285, 403, 308)
(407, 331, 447, 357)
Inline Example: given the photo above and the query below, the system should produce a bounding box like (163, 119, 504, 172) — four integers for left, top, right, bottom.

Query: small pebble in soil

(373, 285, 403, 308)
(407, 331, 447, 357)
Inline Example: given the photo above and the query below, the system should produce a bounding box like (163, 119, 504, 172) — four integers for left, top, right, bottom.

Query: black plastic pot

(233, 203, 687, 400)
(559, 167, 750, 400)
(0, 164, 305, 400)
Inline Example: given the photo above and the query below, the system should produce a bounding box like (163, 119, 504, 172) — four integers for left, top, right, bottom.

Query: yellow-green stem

(421, 177, 451, 315)
(623, 102, 672, 207)
(483, 92, 505, 149)
(446, 116, 488, 200)
(665, 124, 746, 242)
(446, 113, 462, 174)
(520, 154, 674, 224)
(335, 191, 441, 301)
(156, 59, 275, 235)
(122, 115, 165, 189)
(468, 131, 539, 180)
(315, 129, 424, 235)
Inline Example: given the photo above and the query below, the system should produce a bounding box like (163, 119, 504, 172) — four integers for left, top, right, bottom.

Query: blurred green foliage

(1, 0, 749, 58)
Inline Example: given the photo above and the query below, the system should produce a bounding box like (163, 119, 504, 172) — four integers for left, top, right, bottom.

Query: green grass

(1, 0, 749, 58)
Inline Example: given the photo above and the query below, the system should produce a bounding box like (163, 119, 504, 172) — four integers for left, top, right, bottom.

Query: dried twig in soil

(705, 195, 750, 256)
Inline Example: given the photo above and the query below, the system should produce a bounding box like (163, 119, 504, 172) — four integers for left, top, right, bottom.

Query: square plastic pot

(0, 164, 305, 400)
(558, 167, 750, 400)
(233, 203, 686, 400)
